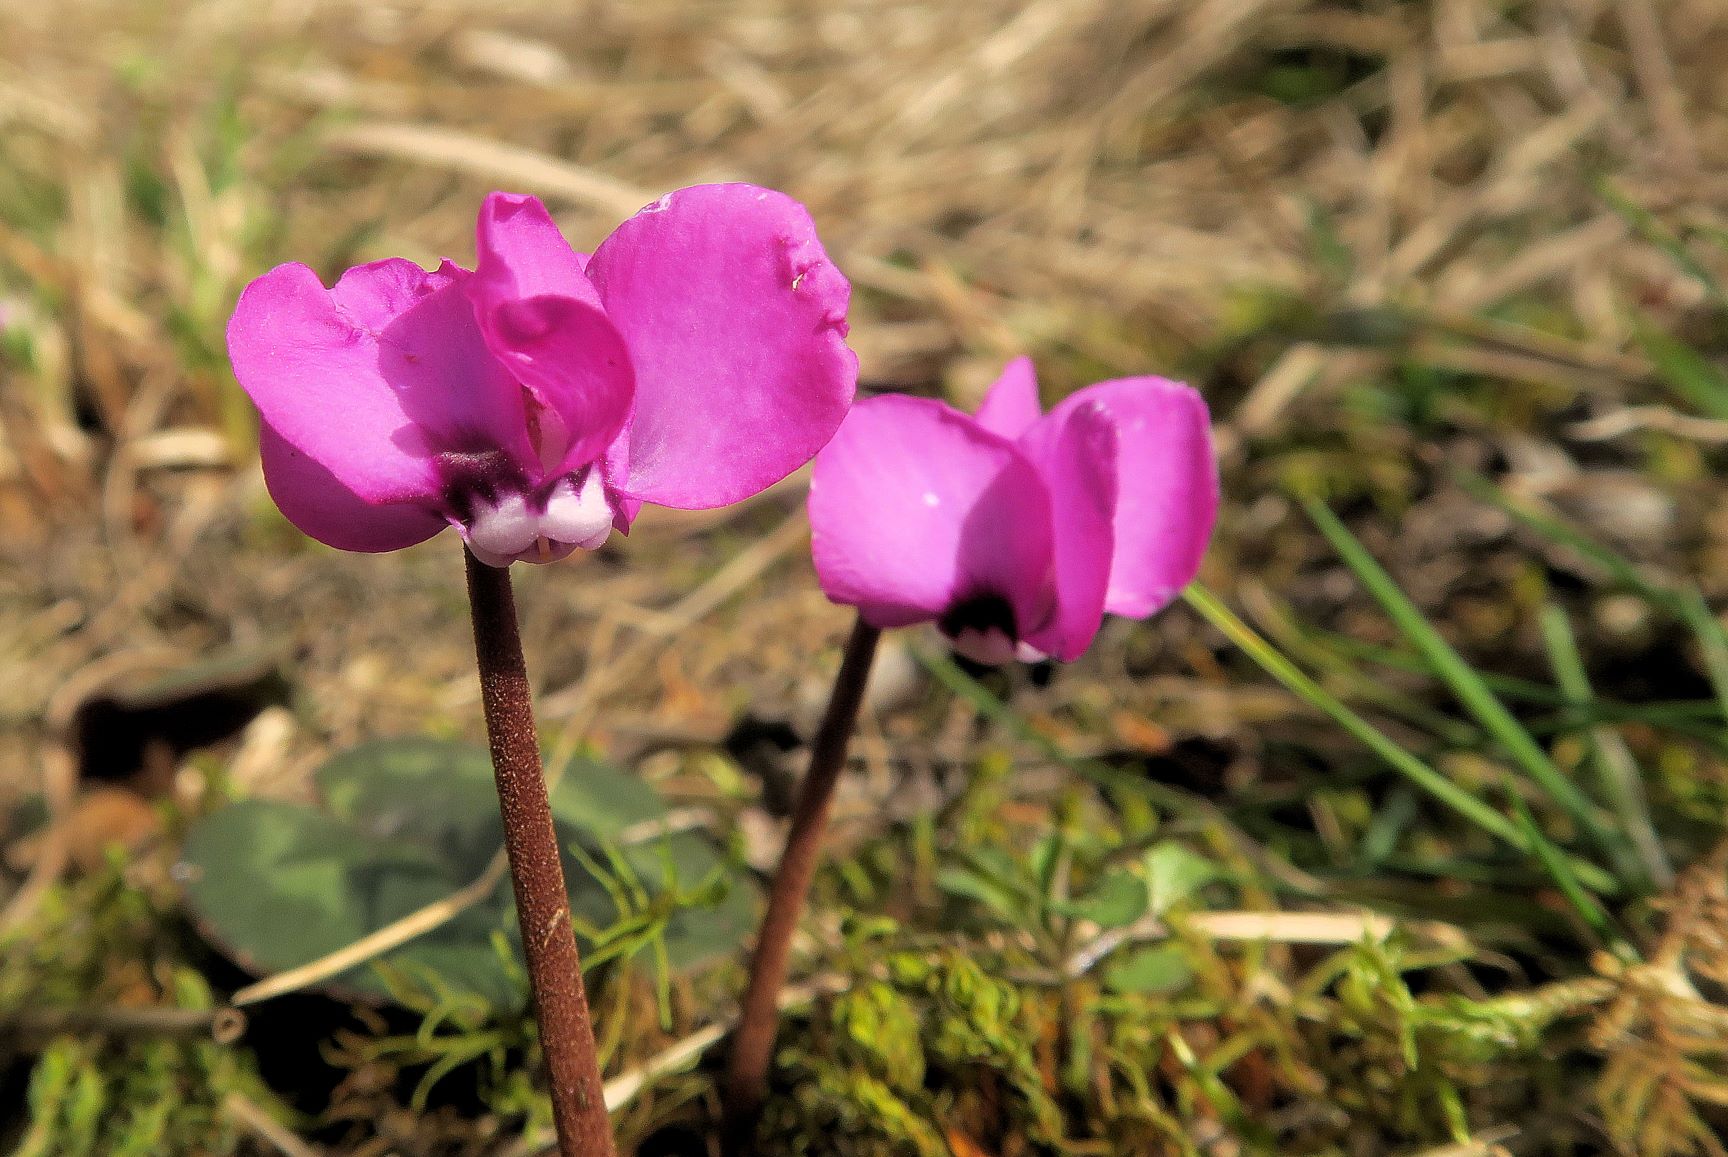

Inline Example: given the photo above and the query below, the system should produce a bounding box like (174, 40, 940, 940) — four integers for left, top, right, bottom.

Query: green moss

(1, 865, 280, 1156)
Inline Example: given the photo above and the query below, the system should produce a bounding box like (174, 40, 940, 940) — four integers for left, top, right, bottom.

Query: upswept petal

(585, 184, 858, 508)
(258, 421, 448, 553)
(229, 258, 539, 502)
(475, 293, 637, 477)
(1048, 377, 1217, 618)
(809, 395, 1053, 634)
(974, 356, 1044, 439)
(467, 197, 633, 475)
(472, 193, 601, 307)
(1018, 399, 1118, 661)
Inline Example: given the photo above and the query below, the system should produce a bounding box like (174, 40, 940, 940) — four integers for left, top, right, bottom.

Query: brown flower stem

(722, 616, 882, 1148)
(464, 548, 617, 1157)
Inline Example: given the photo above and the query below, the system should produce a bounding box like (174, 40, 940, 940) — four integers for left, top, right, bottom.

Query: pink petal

(1047, 377, 1217, 618)
(469, 196, 636, 475)
(472, 193, 600, 307)
(601, 428, 642, 533)
(259, 421, 448, 552)
(475, 293, 637, 477)
(974, 356, 1043, 438)
(1018, 399, 1118, 661)
(228, 259, 537, 503)
(585, 184, 858, 508)
(334, 261, 535, 470)
(809, 395, 1053, 634)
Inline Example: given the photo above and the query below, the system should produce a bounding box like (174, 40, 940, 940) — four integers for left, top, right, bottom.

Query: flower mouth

(463, 468, 616, 567)
(939, 592, 1020, 666)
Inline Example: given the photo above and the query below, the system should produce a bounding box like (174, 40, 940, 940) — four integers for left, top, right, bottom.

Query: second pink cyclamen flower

(808, 358, 1217, 663)
(229, 186, 857, 565)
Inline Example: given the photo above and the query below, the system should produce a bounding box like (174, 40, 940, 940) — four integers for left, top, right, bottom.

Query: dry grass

(2, 0, 1728, 1150)
(1, 0, 1724, 794)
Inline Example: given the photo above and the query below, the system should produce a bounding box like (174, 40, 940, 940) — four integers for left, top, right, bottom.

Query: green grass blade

(1458, 471, 1728, 723)
(1507, 792, 1620, 948)
(1297, 626, 1559, 704)
(1239, 588, 1484, 747)
(1538, 605, 1672, 890)
(1596, 178, 1728, 311)
(1456, 472, 1670, 603)
(1183, 588, 1533, 853)
(1188, 585, 1621, 895)
(1677, 588, 1728, 728)
(1300, 497, 1631, 875)
(1635, 321, 1728, 420)
(1305, 626, 1727, 742)
(923, 609, 1620, 896)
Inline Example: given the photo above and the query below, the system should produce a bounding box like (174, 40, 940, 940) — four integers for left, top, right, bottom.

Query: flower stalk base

(722, 616, 882, 1148)
(465, 548, 617, 1157)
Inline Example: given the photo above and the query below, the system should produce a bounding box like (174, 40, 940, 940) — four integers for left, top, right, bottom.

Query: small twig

(1569, 406, 1728, 444)
(613, 806, 716, 847)
(1405, 1123, 1519, 1157)
(230, 848, 510, 1007)
(466, 548, 617, 1157)
(539, 507, 812, 728)
(722, 617, 881, 1149)
(9, 1004, 246, 1042)
(1615, 0, 1697, 170)
(323, 121, 650, 219)
(223, 1091, 325, 1157)
(1057, 910, 1458, 983)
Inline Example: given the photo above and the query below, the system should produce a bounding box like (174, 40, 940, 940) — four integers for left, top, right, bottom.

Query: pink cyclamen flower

(228, 186, 857, 566)
(808, 358, 1217, 664)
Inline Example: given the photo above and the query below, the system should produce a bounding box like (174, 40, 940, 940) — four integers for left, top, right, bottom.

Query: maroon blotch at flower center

(938, 591, 1021, 666)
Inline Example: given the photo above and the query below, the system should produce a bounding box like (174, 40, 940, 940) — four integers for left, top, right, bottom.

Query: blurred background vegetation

(3, 0, 1727, 1153)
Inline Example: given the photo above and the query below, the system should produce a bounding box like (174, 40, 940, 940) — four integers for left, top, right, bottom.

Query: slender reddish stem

(723, 616, 882, 1147)
(464, 548, 617, 1157)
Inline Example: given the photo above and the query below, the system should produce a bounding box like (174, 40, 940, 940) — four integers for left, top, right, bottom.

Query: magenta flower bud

(808, 358, 1217, 664)
(228, 186, 858, 565)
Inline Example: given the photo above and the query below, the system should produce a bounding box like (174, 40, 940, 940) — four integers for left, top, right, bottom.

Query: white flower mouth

(464, 469, 614, 567)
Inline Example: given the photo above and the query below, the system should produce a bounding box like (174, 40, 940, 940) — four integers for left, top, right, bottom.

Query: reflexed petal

(586, 184, 858, 508)
(809, 395, 1053, 633)
(228, 259, 536, 501)
(974, 356, 1043, 439)
(258, 421, 448, 553)
(472, 193, 600, 307)
(468, 193, 633, 472)
(477, 293, 636, 476)
(1049, 377, 1217, 617)
(1018, 399, 1118, 661)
